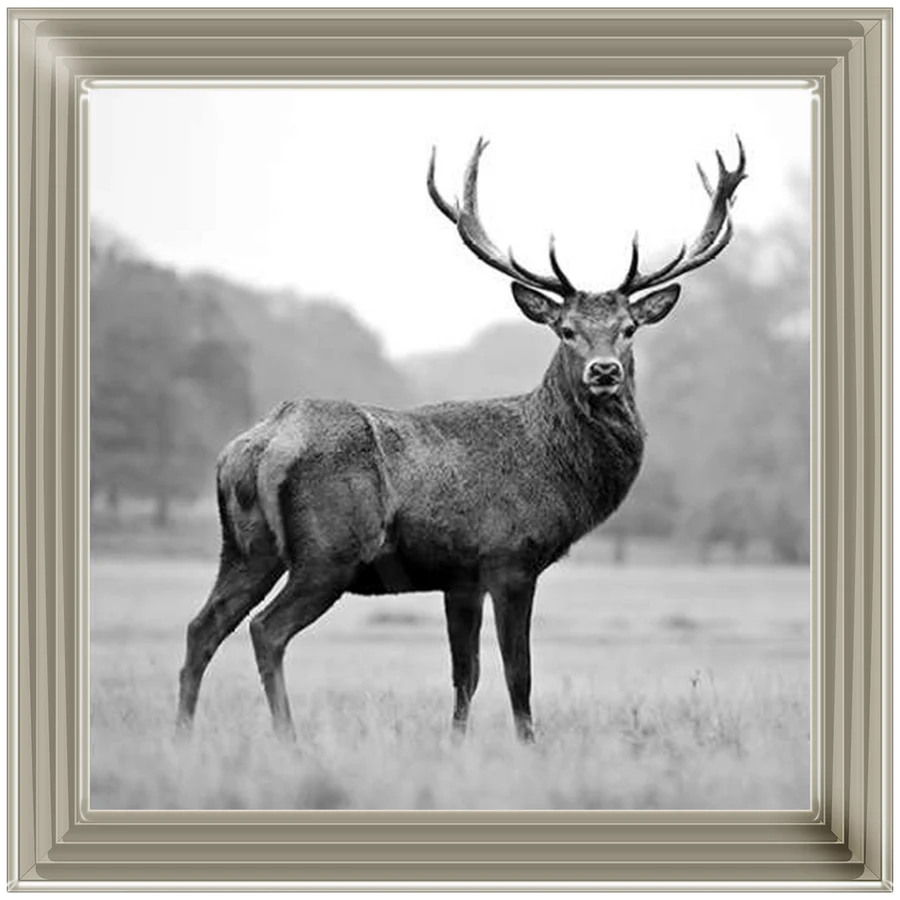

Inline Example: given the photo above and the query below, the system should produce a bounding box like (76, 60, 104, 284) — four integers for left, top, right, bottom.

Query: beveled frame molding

(7, 8, 891, 890)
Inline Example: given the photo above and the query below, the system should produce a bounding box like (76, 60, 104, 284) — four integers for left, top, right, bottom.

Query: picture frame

(7, 7, 891, 890)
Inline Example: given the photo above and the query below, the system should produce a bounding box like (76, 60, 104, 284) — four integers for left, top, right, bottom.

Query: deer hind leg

(444, 587, 485, 737)
(489, 575, 537, 743)
(176, 550, 285, 731)
(249, 569, 346, 742)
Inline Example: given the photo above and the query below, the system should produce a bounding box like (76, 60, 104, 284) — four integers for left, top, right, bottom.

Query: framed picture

(8, 8, 890, 890)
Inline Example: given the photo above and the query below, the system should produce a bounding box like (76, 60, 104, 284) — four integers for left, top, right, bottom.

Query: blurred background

(89, 86, 812, 810)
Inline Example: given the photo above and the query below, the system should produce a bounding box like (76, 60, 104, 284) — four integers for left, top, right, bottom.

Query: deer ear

(511, 282, 560, 326)
(630, 284, 681, 327)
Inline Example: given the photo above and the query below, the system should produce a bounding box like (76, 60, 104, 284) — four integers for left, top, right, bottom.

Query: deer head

(428, 137, 747, 399)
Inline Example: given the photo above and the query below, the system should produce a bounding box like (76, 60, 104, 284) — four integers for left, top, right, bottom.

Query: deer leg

(444, 587, 485, 737)
(249, 571, 344, 742)
(490, 577, 537, 743)
(176, 551, 285, 731)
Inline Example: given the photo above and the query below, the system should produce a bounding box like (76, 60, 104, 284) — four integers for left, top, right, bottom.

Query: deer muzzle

(584, 358, 624, 394)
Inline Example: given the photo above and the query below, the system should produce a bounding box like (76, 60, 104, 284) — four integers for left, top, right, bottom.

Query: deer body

(176, 138, 745, 743)
(220, 347, 644, 599)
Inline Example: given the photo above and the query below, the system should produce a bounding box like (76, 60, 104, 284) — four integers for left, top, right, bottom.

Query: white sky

(90, 85, 813, 357)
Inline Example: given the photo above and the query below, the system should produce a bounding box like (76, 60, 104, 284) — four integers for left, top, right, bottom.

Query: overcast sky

(90, 85, 812, 357)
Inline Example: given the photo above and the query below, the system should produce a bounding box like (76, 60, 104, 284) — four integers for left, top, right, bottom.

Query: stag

(176, 138, 747, 743)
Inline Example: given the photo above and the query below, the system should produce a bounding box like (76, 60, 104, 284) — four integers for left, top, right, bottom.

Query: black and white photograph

(89, 84, 812, 811)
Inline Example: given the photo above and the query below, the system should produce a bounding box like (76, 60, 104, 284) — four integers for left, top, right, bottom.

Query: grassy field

(90, 556, 811, 811)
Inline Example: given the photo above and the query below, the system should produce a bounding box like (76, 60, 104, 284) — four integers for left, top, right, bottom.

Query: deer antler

(618, 136, 747, 296)
(428, 137, 576, 298)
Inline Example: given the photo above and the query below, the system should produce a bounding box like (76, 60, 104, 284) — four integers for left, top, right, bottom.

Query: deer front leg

(490, 575, 536, 743)
(443, 587, 485, 737)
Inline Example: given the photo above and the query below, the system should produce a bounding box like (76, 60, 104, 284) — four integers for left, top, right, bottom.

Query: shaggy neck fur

(525, 345, 646, 530)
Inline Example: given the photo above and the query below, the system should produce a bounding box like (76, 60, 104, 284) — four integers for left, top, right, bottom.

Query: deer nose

(584, 358, 623, 386)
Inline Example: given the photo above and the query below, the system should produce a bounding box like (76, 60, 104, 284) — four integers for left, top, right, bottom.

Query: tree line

(604, 190, 810, 564)
(90, 224, 411, 528)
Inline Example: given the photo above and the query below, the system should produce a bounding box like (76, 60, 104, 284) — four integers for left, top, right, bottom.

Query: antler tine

(427, 139, 575, 298)
(548, 235, 576, 295)
(626, 233, 640, 283)
(735, 133, 747, 170)
(617, 233, 640, 292)
(508, 235, 575, 295)
(427, 146, 459, 224)
(618, 231, 689, 295)
(696, 163, 714, 198)
(715, 149, 727, 178)
(619, 136, 747, 296)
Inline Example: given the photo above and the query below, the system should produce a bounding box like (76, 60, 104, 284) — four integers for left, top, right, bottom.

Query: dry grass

(90, 557, 810, 810)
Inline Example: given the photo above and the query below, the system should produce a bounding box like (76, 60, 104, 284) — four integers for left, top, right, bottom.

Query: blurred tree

(188, 275, 413, 415)
(403, 321, 555, 404)
(91, 229, 253, 526)
(603, 464, 679, 564)
(638, 169, 810, 563)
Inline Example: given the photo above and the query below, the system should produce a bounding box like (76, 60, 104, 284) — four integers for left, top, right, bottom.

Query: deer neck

(526, 345, 646, 525)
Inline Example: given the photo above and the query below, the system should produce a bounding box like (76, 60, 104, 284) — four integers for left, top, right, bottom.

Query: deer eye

(559, 325, 576, 341)
(621, 323, 636, 340)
